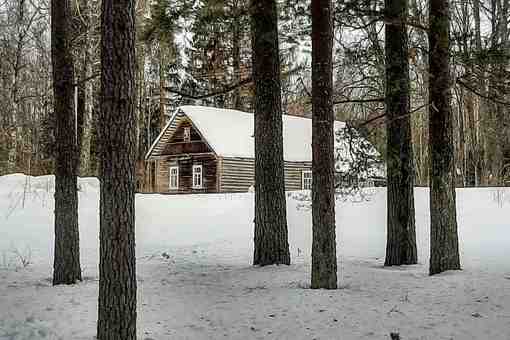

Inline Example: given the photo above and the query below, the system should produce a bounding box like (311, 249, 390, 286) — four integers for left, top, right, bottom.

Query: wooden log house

(145, 106, 382, 193)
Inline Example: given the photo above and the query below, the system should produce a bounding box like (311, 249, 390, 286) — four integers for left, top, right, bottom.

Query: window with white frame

(169, 166, 179, 189)
(302, 170, 312, 190)
(183, 127, 191, 142)
(192, 164, 203, 189)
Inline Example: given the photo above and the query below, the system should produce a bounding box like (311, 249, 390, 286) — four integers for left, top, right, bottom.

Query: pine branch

(164, 77, 253, 100)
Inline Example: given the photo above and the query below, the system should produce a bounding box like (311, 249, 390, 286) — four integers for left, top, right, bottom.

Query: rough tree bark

(311, 0, 337, 289)
(51, 0, 82, 285)
(384, 0, 418, 266)
(250, 0, 290, 266)
(428, 0, 461, 275)
(491, 0, 509, 185)
(96, 0, 137, 338)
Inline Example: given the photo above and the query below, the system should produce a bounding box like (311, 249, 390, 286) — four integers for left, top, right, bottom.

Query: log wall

(154, 154, 218, 193)
(220, 157, 311, 192)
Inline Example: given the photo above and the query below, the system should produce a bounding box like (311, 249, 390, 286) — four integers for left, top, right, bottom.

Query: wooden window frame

(169, 166, 179, 190)
(302, 170, 312, 190)
(183, 127, 191, 142)
(192, 164, 203, 189)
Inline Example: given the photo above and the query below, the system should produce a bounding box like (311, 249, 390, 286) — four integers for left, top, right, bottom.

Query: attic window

(302, 170, 312, 190)
(183, 127, 191, 142)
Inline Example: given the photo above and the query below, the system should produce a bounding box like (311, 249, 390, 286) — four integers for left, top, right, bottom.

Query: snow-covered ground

(1, 174, 509, 340)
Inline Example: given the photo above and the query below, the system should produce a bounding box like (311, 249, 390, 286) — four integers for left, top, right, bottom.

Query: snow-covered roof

(146, 106, 385, 180)
(147, 105, 348, 162)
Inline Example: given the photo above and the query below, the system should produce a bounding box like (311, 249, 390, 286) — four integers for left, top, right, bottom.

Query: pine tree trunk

(97, 0, 137, 338)
(384, 0, 418, 266)
(250, 0, 290, 266)
(310, 0, 337, 289)
(51, 0, 81, 285)
(428, 0, 461, 275)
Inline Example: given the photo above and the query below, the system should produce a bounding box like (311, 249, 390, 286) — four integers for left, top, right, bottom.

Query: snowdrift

(1, 174, 509, 271)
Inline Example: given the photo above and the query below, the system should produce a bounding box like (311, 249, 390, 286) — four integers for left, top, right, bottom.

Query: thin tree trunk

(310, 0, 337, 289)
(465, 92, 477, 186)
(79, 0, 94, 176)
(250, 0, 290, 266)
(159, 43, 166, 130)
(428, 0, 461, 275)
(51, 0, 81, 285)
(457, 90, 466, 187)
(97, 0, 137, 338)
(472, 0, 486, 185)
(8, 0, 26, 174)
(384, 0, 418, 266)
(232, 1, 243, 110)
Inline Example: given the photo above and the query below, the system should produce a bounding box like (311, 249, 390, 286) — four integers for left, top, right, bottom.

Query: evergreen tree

(428, 0, 461, 275)
(250, 0, 290, 266)
(96, 0, 137, 338)
(51, 0, 81, 285)
(310, 0, 337, 289)
(384, 0, 418, 266)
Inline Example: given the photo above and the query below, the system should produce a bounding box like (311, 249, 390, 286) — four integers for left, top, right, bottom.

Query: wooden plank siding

(220, 157, 311, 192)
(162, 120, 212, 156)
(149, 111, 188, 158)
(154, 154, 218, 193)
(147, 108, 314, 194)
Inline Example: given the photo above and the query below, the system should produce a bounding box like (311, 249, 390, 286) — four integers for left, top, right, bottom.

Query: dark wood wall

(162, 121, 212, 156)
(220, 157, 311, 192)
(155, 154, 218, 193)
(152, 155, 311, 194)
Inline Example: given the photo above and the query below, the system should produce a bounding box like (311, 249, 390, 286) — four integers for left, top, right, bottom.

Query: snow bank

(1, 174, 509, 271)
(2, 174, 510, 340)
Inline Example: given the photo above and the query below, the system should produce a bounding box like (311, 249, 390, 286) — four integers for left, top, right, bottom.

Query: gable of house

(146, 105, 348, 162)
(161, 119, 213, 156)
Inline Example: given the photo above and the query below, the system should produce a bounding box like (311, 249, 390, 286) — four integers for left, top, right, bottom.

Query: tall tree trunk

(250, 0, 290, 266)
(51, 0, 81, 285)
(310, 0, 337, 289)
(384, 0, 418, 266)
(78, 0, 94, 176)
(97, 0, 137, 338)
(410, 0, 429, 187)
(428, 0, 461, 275)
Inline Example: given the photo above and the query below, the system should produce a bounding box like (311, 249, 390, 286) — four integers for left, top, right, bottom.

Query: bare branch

(457, 78, 510, 106)
(164, 77, 253, 100)
(334, 97, 385, 105)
